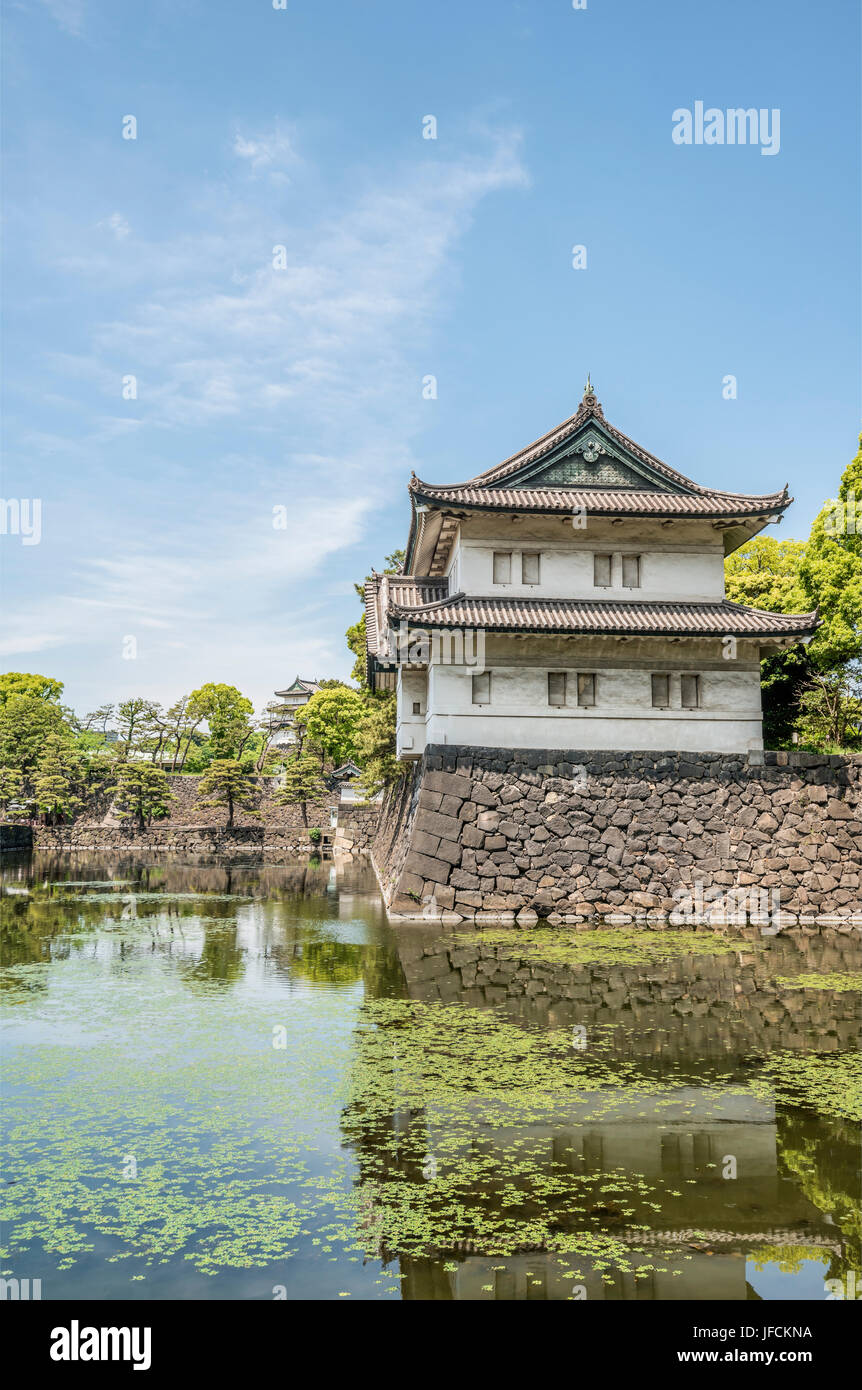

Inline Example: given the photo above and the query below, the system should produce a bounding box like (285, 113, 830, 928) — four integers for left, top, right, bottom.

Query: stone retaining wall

(371, 746, 862, 925)
(32, 824, 321, 858)
(333, 803, 382, 854)
(67, 773, 338, 829)
(0, 824, 34, 853)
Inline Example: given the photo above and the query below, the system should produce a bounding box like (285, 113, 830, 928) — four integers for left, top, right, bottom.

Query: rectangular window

(548, 672, 567, 707)
(651, 674, 670, 708)
(681, 674, 701, 709)
(521, 552, 541, 585)
(593, 553, 612, 588)
(577, 673, 596, 707)
(622, 554, 641, 588)
(472, 672, 491, 705)
(492, 551, 511, 584)
(412, 701, 421, 715)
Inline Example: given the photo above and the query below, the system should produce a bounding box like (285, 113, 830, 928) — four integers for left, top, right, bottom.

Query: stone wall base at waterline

(0, 823, 34, 852)
(370, 746, 862, 926)
(31, 825, 331, 859)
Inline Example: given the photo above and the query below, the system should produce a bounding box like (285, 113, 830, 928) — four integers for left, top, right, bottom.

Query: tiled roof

(385, 593, 819, 640)
(409, 484, 788, 518)
(274, 676, 321, 697)
(364, 575, 450, 672)
(466, 388, 705, 490)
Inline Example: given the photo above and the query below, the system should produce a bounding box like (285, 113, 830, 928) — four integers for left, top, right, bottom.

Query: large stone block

(402, 851, 451, 885)
(423, 770, 474, 800)
(415, 808, 463, 841)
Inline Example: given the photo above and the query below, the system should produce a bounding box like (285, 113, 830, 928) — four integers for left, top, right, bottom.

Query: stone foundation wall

(32, 824, 321, 858)
(333, 803, 382, 854)
(371, 746, 862, 925)
(0, 824, 34, 853)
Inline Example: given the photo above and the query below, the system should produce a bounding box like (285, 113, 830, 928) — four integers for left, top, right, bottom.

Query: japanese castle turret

(365, 382, 818, 757)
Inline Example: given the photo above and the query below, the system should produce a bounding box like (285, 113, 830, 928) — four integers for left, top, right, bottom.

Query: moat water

(1, 852, 859, 1301)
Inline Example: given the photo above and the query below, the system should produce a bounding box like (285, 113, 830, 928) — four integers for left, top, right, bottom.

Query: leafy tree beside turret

(295, 687, 365, 767)
(799, 439, 862, 670)
(188, 683, 255, 760)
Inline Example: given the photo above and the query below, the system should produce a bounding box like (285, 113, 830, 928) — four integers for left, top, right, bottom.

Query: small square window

(522, 552, 540, 585)
(622, 554, 641, 588)
(472, 672, 491, 705)
(493, 552, 511, 584)
(548, 672, 567, 707)
(593, 553, 612, 588)
(651, 674, 670, 708)
(681, 674, 701, 709)
(412, 701, 421, 715)
(577, 673, 596, 707)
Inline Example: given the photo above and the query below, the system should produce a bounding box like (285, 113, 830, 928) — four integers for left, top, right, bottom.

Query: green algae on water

(774, 973, 862, 994)
(451, 927, 742, 968)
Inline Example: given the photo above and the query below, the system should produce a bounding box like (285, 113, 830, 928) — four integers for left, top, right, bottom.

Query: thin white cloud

(233, 125, 300, 175)
(100, 212, 131, 240)
(4, 123, 528, 709)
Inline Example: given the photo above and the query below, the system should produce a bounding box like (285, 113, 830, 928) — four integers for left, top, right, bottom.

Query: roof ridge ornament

(578, 373, 604, 419)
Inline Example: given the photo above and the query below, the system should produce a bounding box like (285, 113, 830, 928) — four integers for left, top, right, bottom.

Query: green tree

(799, 443, 862, 670)
(32, 734, 85, 824)
(796, 663, 862, 752)
(78, 703, 115, 736)
(0, 695, 70, 775)
(188, 683, 255, 760)
(295, 686, 365, 767)
(0, 767, 24, 815)
(253, 701, 292, 774)
(0, 672, 64, 706)
(354, 693, 400, 797)
(724, 536, 809, 612)
(111, 763, 175, 831)
(116, 698, 162, 761)
(198, 759, 261, 828)
(276, 753, 329, 829)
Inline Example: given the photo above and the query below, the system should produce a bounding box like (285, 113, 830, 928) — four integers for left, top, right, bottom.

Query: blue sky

(2, 0, 859, 716)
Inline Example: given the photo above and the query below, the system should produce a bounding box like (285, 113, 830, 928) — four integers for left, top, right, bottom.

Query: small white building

(365, 383, 818, 757)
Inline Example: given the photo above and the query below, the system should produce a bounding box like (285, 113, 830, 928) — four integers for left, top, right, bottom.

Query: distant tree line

(0, 674, 383, 828)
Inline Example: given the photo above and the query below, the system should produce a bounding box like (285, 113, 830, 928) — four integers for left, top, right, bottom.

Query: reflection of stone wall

(393, 925, 861, 1058)
(372, 746, 862, 923)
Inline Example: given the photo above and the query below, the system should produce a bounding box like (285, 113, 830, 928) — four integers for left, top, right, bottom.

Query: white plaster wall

(441, 516, 729, 602)
(396, 667, 428, 758)
(423, 660, 764, 753)
(455, 537, 725, 602)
